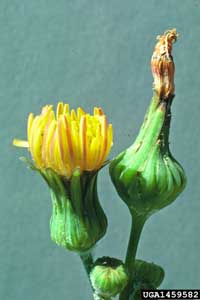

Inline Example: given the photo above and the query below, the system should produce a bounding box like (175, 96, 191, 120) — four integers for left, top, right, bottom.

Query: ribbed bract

(41, 169, 107, 252)
(110, 97, 186, 218)
(90, 257, 128, 298)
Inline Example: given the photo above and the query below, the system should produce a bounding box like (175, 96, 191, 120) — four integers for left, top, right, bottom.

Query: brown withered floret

(151, 29, 178, 100)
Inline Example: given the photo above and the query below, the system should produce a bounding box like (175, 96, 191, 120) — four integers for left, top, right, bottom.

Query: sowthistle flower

(13, 103, 113, 252)
(13, 103, 113, 178)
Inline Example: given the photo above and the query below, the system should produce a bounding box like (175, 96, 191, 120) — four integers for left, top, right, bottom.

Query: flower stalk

(80, 251, 94, 277)
(119, 213, 146, 300)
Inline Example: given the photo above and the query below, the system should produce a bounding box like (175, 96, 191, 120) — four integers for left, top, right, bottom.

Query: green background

(1, 1, 200, 299)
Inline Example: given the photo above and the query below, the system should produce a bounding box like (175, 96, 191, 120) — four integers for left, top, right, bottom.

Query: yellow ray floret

(13, 102, 113, 178)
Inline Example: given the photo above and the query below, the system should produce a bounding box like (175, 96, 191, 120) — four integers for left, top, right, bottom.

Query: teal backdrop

(1, 1, 200, 299)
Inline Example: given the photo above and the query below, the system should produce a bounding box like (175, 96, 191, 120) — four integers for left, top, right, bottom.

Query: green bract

(109, 96, 186, 219)
(133, 259, 165, 288)
(40, 168, 107, 252)
(90, 257, 128, 298)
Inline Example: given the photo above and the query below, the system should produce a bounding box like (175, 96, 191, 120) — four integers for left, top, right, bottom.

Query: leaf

(133, 259, 165, 288)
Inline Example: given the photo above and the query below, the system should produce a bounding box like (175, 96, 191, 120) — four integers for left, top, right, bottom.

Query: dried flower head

(151, 28, 178, 99)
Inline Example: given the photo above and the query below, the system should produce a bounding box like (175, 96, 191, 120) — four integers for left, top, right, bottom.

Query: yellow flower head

(13, 102, 113, 178)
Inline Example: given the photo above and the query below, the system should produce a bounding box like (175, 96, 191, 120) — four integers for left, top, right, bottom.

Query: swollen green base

(40, 168, 108, 252)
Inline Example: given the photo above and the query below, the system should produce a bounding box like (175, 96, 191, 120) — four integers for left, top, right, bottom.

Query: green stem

(119, 213, 146, 300)
(80, 251, 95, 300)
(79, 251, 94, 277)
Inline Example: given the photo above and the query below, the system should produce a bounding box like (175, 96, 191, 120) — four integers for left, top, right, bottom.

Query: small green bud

(41, 168, 107, 252)
(90, 257, 128, 298)
(109, 97, 186, 218)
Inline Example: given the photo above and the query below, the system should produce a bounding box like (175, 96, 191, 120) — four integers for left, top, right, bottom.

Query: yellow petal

(57, 116, 73, 176)
(105, 124, 113, 158)
(77, 107, 85, 120)
(27, 113, 34, 141)
(88, 136, 100, 170)
(51, 127, 64, 175)
(71, 120, 81, 167)
(43, 120, 57, 167)
(71, 109, 77, 121)
(13, 139, 29, 148)
(41, 111, 55, 164)
(94, 107, 104, 116)
(31, 109, 53, 167)
(56, 102, 64, 120)
(96, 115, 108, 169)
(79, 115, 87, 170)
(63, 103, 69, 114)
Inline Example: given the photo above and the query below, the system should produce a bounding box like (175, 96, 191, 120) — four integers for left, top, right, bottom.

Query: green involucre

(133, 259, 165, 288)
(109, 96, 186, 218)
(41, 168, 107, 252)
(90, 256, 128, 298)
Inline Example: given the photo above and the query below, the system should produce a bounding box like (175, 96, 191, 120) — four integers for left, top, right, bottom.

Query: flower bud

(13, 103, 112, 252)
(90, 257, 128, 298)
(41, 168, 107, 252)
